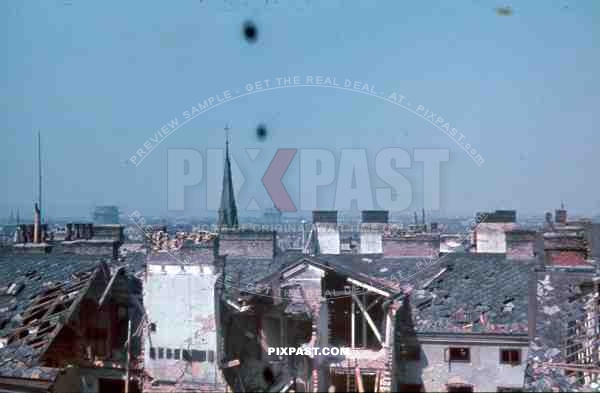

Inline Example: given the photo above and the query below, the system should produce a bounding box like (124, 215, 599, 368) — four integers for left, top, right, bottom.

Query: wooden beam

(385, 312, 392, 346)
(351, 293, 382, 344)
(354, 366, 364, 393)
(539, 362, 600, 373)
(347, 278, 390, 297)
(362, 294, 367, 347)
(366, 297, 381, 312)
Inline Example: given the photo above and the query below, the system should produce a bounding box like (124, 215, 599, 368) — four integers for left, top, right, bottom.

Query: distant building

(93, 206, 120, 225)
(263, 207, 282, 227)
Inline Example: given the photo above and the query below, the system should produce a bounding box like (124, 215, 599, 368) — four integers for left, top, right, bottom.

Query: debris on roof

(524, 270, 600, 392)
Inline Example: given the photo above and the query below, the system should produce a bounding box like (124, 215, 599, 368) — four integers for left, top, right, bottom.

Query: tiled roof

(0, 254, 110, 381)
(221, 251, 304, 288)
(314, 254, 456, 294)
(404, 253, 537, 335)
(0, 345, 60, 381)
(0, 250, 104, 338)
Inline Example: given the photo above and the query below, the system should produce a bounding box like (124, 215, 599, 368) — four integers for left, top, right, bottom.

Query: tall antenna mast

(224, 122, 232, 147)
(37, 130, 43, 223)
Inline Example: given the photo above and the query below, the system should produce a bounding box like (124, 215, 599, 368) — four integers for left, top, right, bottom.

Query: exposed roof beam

(347, 278, 390, 297)
(351, 293, 383, 344)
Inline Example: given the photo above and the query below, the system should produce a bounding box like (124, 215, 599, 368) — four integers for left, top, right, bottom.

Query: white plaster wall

(395, 343, 528, 392)
(475, 223, 516, 253)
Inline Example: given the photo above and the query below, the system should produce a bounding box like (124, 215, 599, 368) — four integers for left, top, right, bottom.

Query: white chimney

(313, 211, 340, 255)
(359, 211, 389, 254)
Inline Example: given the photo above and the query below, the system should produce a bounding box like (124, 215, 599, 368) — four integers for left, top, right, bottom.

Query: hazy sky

(1, 0, 598, 220)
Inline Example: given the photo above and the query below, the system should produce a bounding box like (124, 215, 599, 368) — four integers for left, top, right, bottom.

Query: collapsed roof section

(524, 269, 600, 392)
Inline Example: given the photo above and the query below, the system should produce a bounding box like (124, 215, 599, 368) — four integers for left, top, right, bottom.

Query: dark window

(149, 347, 156, 359)
(174, 349, 181, 360)
(158, 348, 164, 359)
(166, 348, 172, 359)
(448, 347, 470, 362)
(500, 349, 521, 365)
(149, 323, 156, 333)
(191, 350, 207, 362)
(182, 350, 191, 362)
(398, 345, 420, 361)
(447, 384, 473, 393)
(208, 350, 215, 363)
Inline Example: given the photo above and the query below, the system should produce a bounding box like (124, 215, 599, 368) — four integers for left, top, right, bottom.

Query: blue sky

(1, 0, 598, 220)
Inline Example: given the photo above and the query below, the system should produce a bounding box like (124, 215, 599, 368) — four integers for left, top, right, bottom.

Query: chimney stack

(359, 210, 388, 254)
(312, 210, 340, 255)
(543, 230, 589, 267)
(33, 203, 41, 244)
(505, 230, 537, 260)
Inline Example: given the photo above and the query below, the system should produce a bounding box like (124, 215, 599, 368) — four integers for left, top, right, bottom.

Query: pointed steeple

(217, 123, 239, 231)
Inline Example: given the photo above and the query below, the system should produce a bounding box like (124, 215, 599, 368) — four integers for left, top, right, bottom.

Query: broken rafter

(99, 267, 125, 308)
(351, 293, 383, 344)
(347, 278, 389, 297)
(366, 297, 382, 312)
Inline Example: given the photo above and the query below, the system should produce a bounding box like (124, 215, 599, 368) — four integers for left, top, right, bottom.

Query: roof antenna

(37, 130, 43, 224)
(224, 121, 232, 147)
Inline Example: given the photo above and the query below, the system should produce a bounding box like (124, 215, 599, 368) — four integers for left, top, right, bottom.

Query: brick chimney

(383, 233, 440, 258)
(216, 228, 277, 258)
(505, 230, 537, 260)
(543, 231, 589, 266)
(359, 210, 388, 254)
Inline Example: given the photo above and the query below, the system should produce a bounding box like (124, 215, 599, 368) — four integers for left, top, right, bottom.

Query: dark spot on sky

(256, 124, 267, 141)
(243, 21, 258, 43)
(496, 6, 513, 16)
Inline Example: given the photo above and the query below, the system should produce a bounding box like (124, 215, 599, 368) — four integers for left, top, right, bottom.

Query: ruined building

(0, 254, 143, 393)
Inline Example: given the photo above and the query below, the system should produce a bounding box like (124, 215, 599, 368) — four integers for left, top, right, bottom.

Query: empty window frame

(166, 348, 173, 359)
(447, 347, 470, 362)
(158, 348, 164, 359)
(191, 350, 207, 362)
(398, 345, 420, 361)
(149, 347, 156, 359)
(174, 349, 181, 360)
(500, 349, 521, 365)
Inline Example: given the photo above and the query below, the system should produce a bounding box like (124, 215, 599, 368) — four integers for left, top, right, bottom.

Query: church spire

(217, 123, 239, 231)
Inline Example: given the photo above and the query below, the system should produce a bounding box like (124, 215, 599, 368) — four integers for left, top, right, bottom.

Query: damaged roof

(524, 268, 599, 392)
(219, 251, 305, 295)
(0, 250, 106, 338)
(0, 258, 109, 380)
(404, 253, 538, 335)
